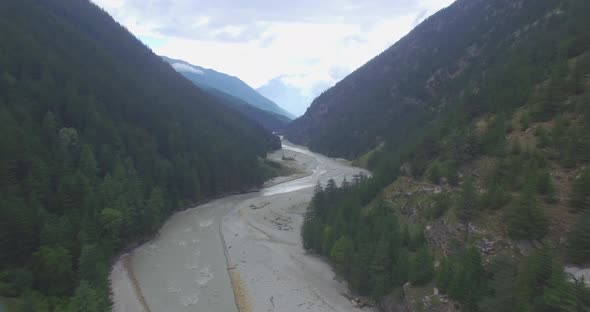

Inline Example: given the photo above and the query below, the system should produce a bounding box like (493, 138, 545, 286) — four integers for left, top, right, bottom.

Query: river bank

(110, 141, 372, 311)
(221, 143, 374, 311)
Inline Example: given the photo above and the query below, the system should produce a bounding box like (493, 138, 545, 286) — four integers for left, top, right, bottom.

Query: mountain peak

(162, 56, 294, 119)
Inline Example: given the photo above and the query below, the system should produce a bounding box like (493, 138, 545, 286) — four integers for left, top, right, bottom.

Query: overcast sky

(93, 0, 453, 114)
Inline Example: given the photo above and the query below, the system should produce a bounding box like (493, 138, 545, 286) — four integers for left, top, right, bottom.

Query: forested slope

(287, 0, 588, 159)
(0, 0, 279, 310)
(296, 0, 590, 311)
(206, 88, 292, 131)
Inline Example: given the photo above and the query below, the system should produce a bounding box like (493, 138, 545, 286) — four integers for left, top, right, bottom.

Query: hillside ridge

(163, 56, 295, 119)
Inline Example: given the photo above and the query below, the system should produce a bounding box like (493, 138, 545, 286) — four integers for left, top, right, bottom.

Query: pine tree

(350, 226, 374, 295)
(68, 280, 107, 312)
(508, 184, 548, 241)
(436, 257, 453, 292)
(302, 183, 325, 251)
(370, 239, 393, 297)
(567, 210, 590, 264)
(330, 236, 353, 276)
(321, 226, 337, 255)
(479, 256, 518, 312)
(532, 62, 567, 121)
(409, 246, 434, 286)
(78, 144, 98, 179)
(31, 246, 74, 296)
(145, 186, 164, 232)
(325, 178, 337, 194)
(392, 247, 410, 288)
(481, 183, 510, 210)
(462, 247, 484, 309)
(535, 168, 554, 196)
(427, 160, 444, 184)
(571, 169, 590, 213)
(457, 177, 478, 227)
(541, 263, 577, 312)
(78, 244, 107, 285)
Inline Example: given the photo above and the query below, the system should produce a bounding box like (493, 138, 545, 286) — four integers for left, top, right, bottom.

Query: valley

(111, 141, 369, 312)
(1, 0, 589, 311)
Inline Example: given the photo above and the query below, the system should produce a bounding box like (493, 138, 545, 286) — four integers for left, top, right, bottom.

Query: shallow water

(129, 194, 250, 312)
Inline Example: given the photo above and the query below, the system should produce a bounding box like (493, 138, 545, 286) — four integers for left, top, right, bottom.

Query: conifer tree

(409, 246, 434, 286)
(457, 177, 478, 230)
(479, 256, 518, 312)
(330, 236, 353, 276)
(571, 169, 590, 213)
(508, 184, 548, 241)
(567, 210, 590, 264)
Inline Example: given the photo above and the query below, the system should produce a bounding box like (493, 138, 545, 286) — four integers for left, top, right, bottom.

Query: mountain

(163, 58, 290, 131)
(286, 0, 588, 159)
(257, 77, 317, 117)
(0, 0, 281, 308)
(163, 56, 295, 119)
(207, 88, 292, 131)
(292, 0, 590, 310)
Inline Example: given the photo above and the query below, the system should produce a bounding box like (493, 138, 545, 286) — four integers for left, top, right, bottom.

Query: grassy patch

(352, 144, 383, 168)
(259, 158, 298, 180)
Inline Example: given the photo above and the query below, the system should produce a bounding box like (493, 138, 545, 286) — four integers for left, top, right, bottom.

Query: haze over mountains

(257, 77, 319, 117)
(163, 56, 295, 119)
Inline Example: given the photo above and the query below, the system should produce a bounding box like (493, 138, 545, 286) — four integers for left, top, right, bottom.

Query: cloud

(171, 63, 204, 75)
(92, 0, 455, 114)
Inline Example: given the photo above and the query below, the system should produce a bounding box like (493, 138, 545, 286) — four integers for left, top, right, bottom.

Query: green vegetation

(457, 178, 478, 227)
(571, 168, 590, 213)
(476, 248, 590, 312)
(507, 186, 549, 241)
(437, 247, 484, 310)
(303, 178, 590, 310)
(568, 210, 590, 264)
(302, 178, 434, 298)
(0, 0, 280, 310)
(295, 0, 590, 310)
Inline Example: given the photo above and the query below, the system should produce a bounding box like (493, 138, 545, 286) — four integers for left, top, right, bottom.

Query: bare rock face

(424, 219, 460, 256)
(400, 163, 413, 177)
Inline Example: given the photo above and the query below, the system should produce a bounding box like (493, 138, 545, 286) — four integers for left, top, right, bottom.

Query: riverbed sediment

(110, 141, 371, 311)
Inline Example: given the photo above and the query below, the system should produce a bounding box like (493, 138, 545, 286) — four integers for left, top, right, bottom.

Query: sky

(92, 0, 454, 116)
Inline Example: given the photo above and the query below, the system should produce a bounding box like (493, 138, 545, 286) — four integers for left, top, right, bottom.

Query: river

(111, 141, 371, 312)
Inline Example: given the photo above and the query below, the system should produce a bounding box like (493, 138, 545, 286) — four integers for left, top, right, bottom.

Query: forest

(298, 0, 590, 310)
(286, 0, 588, 160)
(304, 174, 590, 311)
(0, 0, 280, 310)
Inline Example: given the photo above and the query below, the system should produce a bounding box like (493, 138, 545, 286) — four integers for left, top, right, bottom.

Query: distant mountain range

(162, 56, 295, 120)
(206, 88, 292, 131)
(256, 77, 317, 117)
